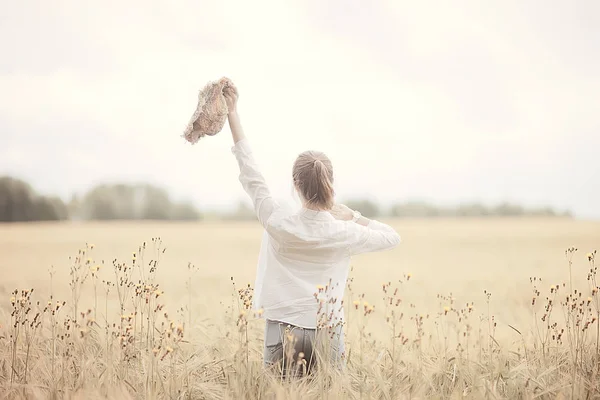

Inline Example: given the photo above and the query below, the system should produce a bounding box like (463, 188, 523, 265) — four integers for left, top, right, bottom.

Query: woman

(222, 83, 400, 375)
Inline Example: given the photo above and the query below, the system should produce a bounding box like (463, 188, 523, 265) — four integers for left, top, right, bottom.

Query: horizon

(0, 174, 578, 219)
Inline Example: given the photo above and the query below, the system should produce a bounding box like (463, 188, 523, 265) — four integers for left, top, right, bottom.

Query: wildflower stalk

(49, 266, 57, 386)
(10, 291, 19, 384)
(483, 290, 494, 367)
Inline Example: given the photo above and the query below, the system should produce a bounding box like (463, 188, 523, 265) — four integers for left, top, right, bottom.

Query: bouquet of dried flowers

(182, 77, 232, 144)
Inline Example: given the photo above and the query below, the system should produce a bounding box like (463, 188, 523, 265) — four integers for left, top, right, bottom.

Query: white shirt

(232, 139, 401, 329)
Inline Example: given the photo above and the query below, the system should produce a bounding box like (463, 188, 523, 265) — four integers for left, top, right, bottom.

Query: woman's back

(253, 198, 400, 329)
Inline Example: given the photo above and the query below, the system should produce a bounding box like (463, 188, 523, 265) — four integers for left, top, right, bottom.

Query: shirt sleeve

(231, 139, 279, 228)
(347, 219, 401, 256)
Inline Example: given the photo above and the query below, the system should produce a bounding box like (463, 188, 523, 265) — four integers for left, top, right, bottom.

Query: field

(0, 218, 599, 399)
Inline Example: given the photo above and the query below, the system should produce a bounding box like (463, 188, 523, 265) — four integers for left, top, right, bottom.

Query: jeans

(263, 320, 345, 376)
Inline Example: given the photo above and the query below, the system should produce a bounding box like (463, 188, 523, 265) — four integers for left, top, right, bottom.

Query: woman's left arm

(224, 84, 279, 227)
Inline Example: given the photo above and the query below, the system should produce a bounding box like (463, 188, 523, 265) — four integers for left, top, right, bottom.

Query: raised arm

(225, 84, 246, 144)
(224, 84, 279, 227)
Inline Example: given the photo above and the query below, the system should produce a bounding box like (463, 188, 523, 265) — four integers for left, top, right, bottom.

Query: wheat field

(0, 218, 599, 399)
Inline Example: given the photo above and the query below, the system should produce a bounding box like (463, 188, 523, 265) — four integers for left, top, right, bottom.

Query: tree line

(0, 177, 199, 222)
(342, 199, 572, 219)
(0, 176, 571, 223)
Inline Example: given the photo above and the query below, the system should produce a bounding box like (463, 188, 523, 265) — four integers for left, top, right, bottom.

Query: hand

(329, 204, 354, 221)
(223, 82, 239, 115)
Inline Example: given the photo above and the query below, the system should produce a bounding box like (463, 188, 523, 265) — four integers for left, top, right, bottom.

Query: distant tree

(141, 185, 172, 220)
(78, 183, 201, 221)
(170, 202, 202, 221)
(391, 201, 442, 218)
(37, 196, 69, 221)
(225, 201, 256, 221)
(80, 185, 126, 220)
(344, 199, 381, 218)
(529, 206, 556, 217)
(0, 177, 34, 221)
(493, 202, 524, 216)
(456, 203, 490, 217)
(0, 177, 68, 222)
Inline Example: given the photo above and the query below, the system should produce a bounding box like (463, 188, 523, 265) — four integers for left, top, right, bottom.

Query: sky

(1, 0, 599, 218)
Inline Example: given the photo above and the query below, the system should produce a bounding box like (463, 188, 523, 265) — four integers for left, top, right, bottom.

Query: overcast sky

(1, 0, 598, 218)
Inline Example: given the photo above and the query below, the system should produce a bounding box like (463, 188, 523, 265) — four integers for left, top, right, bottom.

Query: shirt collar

(298, 207, 335, 221)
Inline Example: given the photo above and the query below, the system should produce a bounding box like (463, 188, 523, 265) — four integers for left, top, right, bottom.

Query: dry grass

(0, 218, 599, 399)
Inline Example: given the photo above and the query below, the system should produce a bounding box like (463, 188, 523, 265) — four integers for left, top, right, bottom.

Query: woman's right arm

(225, 85, 279, 228)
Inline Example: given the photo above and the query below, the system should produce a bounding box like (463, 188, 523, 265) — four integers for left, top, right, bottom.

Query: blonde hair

(292, 151, 335, 210)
